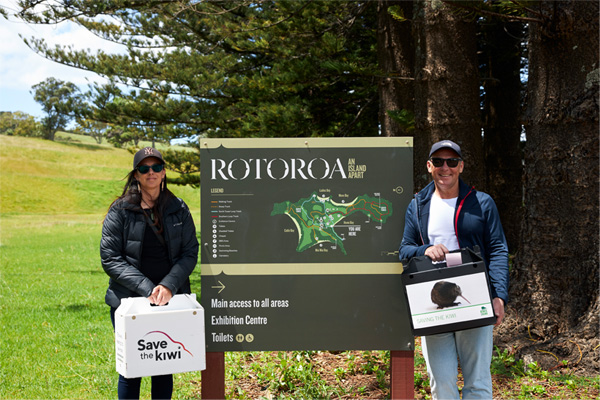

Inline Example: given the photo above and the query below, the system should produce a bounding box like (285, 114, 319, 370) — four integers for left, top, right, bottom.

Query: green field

(0, 134, 202, 399)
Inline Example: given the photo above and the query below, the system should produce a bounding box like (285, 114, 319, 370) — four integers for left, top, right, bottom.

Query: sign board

(200, 138, 414, 351)
(401, 248, 497, 336)
(114, 294, 206, 378)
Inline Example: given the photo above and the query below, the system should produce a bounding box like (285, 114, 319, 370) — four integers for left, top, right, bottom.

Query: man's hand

(425, 244, 449, 262)
(493, 297, 505, 326)
(148, 285, 173, 306)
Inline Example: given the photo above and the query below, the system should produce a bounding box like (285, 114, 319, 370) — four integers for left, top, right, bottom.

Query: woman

(101, 147, 199, 400)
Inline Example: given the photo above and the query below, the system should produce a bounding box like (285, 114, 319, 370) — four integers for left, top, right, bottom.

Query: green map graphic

(271, 192, 393, 255)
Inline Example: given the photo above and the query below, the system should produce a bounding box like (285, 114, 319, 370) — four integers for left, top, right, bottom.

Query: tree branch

(442, 0, 543, 24)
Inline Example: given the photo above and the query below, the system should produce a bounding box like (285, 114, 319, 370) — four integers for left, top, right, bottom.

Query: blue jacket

(399, 179, 509, 303)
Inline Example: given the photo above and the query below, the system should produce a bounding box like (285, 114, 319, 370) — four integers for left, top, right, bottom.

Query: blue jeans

(110, 308, 173, 400)
(422, 325, 494, 399)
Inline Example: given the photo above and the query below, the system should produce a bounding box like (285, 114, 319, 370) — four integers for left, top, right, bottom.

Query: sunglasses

(430, 157, 462, 168)
(137, 164, 164, 174)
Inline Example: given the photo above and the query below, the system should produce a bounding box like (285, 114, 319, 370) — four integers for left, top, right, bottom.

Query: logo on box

(137, 331, 194, 361)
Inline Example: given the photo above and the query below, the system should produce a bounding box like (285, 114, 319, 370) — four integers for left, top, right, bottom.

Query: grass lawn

(0, 134, 201, 398)
(0, 213, 203, 399)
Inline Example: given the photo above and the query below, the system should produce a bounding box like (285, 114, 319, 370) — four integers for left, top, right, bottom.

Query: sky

(0, 0, 121, 119)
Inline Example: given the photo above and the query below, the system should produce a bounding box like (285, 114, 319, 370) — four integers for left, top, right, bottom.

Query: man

(399, 140, 509, 399)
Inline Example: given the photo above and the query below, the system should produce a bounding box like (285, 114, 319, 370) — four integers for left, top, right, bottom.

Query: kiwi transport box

(114, 294, 206, 378)
(401, 248, 496, 336)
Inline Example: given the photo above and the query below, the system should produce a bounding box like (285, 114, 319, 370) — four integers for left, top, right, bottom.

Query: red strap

(454, 187, 474, 248)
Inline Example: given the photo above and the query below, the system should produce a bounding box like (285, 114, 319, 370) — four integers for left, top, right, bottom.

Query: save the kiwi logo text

(137, 331, 193, 361)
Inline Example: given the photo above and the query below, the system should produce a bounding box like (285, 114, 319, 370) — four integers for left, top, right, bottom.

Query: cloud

(0, 0, 124, 90)
(0, 0, 125, 116)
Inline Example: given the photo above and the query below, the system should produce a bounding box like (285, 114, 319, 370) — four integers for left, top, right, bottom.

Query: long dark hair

(108, 168, 175, 233)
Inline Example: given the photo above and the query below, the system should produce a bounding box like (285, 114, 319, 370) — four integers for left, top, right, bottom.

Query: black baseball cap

(133, 147, 165, 169)
(429, 140, 462, 158)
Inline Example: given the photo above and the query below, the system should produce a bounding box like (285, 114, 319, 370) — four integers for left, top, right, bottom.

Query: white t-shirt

(428, 194, 459, 251)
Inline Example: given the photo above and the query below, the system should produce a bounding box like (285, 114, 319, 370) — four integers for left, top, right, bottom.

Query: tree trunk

(507, 0, 599, 370)
(377, 0, 414, 138)
(481, 19, 525, 252)
(45, 128, 57, 141)
(412, 0, 483, 191)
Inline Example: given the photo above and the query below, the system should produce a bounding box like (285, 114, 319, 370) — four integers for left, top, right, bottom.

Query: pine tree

(14, 1, 380, 139)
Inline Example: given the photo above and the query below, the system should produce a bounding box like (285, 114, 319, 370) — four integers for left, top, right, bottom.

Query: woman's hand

(148, 285, 173, 306)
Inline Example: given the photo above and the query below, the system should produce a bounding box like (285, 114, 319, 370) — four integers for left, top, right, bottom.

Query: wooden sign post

(201, 351, 414, 399)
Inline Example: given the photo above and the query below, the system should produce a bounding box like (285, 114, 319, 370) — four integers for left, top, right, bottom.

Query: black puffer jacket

(100, 196, 199, 308)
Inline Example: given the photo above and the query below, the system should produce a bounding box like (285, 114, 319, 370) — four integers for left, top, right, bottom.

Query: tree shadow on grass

(56, 139, 113, 152)
(62, 303, 92, 312)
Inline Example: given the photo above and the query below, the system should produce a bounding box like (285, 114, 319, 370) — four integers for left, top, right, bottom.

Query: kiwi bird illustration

(431, 281, 471, 309)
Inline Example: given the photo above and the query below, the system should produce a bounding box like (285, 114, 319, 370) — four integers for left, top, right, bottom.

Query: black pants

(110, 308, 173, 400)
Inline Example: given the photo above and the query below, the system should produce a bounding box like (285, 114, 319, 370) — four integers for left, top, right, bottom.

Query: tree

(0, 111, 42, 137)
(479, 16, 525, 251)
(161, 146, 201, 188)
(377, 1, 415, 138)
(505, 0, 599, 368)
(412, 0, 483, 191)
(105, 125, 144, 148)
(13, 1, 379, 140)
(375, 1, 598, 371)
(376, 1, 527, 247)
(8, 0, 382, 192)
(31, 78, 82, 141)
(74, 118, 109, 144)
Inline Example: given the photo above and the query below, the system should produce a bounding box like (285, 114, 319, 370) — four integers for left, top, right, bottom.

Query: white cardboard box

(115, 294, 206, 378)
(401, 248, 497, 336)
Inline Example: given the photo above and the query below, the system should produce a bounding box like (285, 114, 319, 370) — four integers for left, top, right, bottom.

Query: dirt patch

(495, 317, 600, 374)
(215, 337, 598, 399)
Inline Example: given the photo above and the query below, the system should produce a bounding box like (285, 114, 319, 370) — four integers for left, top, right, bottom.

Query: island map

(271, 192, 393, 255)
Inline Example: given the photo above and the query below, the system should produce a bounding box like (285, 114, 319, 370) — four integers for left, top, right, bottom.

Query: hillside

(0, 134, 200, 215)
